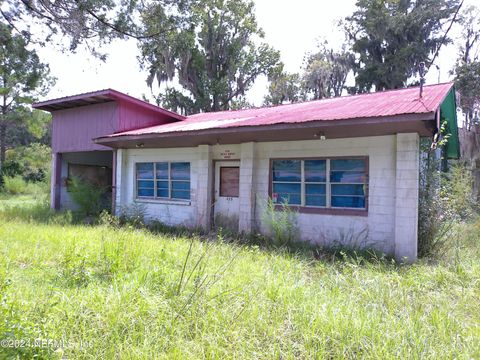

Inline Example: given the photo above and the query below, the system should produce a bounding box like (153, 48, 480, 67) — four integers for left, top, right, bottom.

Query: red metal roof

(105, 82, 453, 138)
(33, 89, 186, 121)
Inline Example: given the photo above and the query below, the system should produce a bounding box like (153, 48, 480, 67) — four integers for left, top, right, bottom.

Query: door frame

(210, 158, 241, 230)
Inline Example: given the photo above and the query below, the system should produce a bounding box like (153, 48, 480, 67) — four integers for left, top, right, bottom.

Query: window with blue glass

(330, 159, 366, 209)
(271, 158, 367, 209)
(136, 162, 191, 200)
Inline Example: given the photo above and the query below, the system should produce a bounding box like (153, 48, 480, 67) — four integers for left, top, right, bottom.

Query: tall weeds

(261, 198, 299, 247)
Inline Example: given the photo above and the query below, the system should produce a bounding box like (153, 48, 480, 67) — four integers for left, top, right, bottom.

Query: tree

(302, 43, 354, 99)
(264, 67, 301, 106)
(0, 0, 149, 58)
(345, 0, 462, 92)
(0, 23, 52, 173)
(140, 0, 281, 114)
(452, 6, 480, 130)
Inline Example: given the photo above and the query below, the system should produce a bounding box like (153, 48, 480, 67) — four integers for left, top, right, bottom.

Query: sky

(34, 0, 476, 106)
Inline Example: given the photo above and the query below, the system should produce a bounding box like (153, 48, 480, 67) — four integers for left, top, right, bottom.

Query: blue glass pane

(137, 188, 154, 197)
(138, 180, 154, 188)
(331, 196, 365, 208)
(305, 160, 326, 182)
(157, 188, 169, 198)
(155, 162, 168, 179)
(306, 195, 326, 207)
(305, 184, 326, 195)
(172, 190, 190, 200)
(171, 162, 190, 180)
(330, 171, 366, 183)
(331, 159, 366, 171)
(273, 183, 301, 205)
(172, 181, 190, 191)
(156, 180, 168, 190)
(332, 184, 365, 196)
(272, 160, 301, 182)
(137, 163, 154, 179)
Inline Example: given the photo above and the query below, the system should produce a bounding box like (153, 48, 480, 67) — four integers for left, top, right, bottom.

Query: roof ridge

(187, 82, 454, 118)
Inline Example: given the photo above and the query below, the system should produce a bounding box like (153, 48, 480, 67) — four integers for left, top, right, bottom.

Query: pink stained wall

(52, 102, 119, 153)
(52, 100, 179, 153)
(117, 101, 173, 133)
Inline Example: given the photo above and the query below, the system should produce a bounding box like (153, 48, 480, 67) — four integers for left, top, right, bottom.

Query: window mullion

(168, 162, 171, 199)
(326, 159, 331, 208)
(154, 162, 157, 199)
(301, 160, 305, 207)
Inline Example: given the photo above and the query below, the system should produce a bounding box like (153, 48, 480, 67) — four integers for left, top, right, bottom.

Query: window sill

(135, 198, 191, 206)
(274, 204, 368, 217)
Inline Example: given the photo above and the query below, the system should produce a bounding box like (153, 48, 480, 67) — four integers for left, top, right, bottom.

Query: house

(33, 82, 460, 262)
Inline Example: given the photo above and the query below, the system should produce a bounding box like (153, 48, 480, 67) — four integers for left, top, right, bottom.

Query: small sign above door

(220, 149, 236, 159)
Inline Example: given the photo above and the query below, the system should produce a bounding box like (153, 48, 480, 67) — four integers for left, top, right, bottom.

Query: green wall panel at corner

(440, 88, 461, 159)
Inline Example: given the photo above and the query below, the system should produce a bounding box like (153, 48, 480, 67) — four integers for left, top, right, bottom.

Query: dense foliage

(0, 23, 52, 175)
(344, 0, 462, 92)
(140, 0, 281, 114)
(452, 6, 480, 130)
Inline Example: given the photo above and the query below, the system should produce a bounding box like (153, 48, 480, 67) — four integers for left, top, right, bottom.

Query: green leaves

(345, 0, 461, 92)
(0, 24, 52, 169)
(452, 6, 480, 130)
(140, 0, 281, 114)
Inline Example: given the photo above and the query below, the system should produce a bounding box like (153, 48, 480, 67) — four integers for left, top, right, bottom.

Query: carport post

(51, 152, 62, 210)
(111, 150, 116, 214)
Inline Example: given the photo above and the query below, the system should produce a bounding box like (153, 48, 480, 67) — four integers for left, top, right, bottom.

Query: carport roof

(33, 89, 185, 121)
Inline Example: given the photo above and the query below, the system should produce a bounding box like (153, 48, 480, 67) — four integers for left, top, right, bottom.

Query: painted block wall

(117, 134, 419, 257)
(52, 102, 118, 153)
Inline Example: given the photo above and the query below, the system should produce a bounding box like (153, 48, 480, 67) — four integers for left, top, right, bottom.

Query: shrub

(441, 163, 477, 221)
(1, 160, 23, 178)
(69, 177, 110, 218)
(418, 140, 477, 258)
(261, 198, 299, 247)
(2, 176, 28, 195)
(23, 168, 46, 183)
(119, 201, 147, 227)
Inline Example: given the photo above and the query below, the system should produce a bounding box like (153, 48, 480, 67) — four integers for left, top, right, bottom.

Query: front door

(214, 161, 240, 231)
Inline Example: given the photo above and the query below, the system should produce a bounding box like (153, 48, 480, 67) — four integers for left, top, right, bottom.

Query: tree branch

(427, 0, 464, 70)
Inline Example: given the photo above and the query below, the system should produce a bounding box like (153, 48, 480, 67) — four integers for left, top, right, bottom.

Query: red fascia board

(33, 88, 186, 121)
(94, 112, 436, 145)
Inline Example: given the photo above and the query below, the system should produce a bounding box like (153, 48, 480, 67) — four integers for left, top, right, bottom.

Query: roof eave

(94, 112, 436, 148)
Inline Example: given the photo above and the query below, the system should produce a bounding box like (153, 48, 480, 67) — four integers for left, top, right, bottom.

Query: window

(271, 158, 367, 210)
(136, 162, 191, 200)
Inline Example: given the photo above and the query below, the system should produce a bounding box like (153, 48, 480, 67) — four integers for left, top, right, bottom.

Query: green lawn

(0, 196, 479, 359)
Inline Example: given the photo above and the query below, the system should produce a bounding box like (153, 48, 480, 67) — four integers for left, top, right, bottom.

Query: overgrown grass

(0, 195, 479, 359)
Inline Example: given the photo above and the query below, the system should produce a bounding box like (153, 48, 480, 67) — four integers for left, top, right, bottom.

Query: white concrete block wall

(120, 147, 200, 227)
(394, 133, 420, 262)
(196, 145, 213, 229)
(116, 134, 420, 258)
(239, 142, 256, 233)
(252, 135, 398, 254)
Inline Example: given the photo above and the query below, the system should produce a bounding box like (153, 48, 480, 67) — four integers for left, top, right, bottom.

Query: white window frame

(271, 158, 367, 210)
(135, 162, 191, 201)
